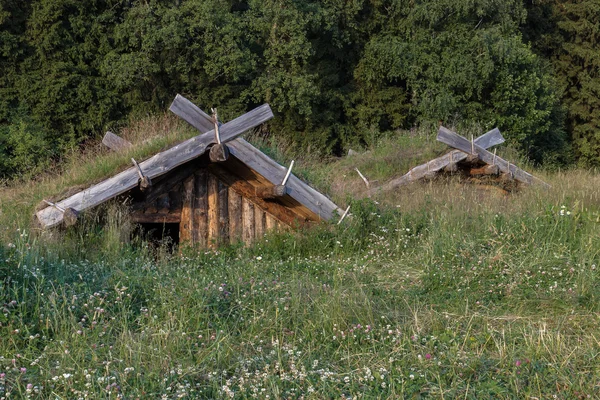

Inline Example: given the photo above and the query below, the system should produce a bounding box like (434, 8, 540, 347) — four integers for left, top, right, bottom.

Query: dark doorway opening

(134, 223, 180, 252)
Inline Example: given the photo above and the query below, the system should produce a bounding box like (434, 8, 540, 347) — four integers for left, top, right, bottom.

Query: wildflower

(515, 360, 521, 367)
(409, 374, 415, 380)
(20, 367, 26, 373)
(425, 353, 432, 360)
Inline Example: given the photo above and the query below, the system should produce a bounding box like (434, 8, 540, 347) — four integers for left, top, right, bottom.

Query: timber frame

(36, 95, 343, 247)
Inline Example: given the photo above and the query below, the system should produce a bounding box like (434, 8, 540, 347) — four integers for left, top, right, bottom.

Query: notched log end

(63, 208, 79, 227)
(256, 184, 287, 199)
(209, 143, 230, 162)
(139, 176, 152, 192)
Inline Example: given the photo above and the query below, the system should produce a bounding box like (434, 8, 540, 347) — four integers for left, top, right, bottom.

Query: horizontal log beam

(130, 212, 181, 224)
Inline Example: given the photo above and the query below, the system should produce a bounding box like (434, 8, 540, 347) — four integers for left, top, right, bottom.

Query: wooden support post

(207, 174, 219, 247)
(242, 198, 255, 246)
(179, 176, 194, 244)
(228, 188, 243, 242)
(218, 181, 229, 245)
(193, 170, 208, 247)
(131, 158, 152, 191)
(255, 208, 265, 239)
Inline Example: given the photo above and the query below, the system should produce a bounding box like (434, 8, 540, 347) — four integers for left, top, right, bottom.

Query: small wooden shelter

(369, 126, 549, 195)
(36, 95, 343, 247)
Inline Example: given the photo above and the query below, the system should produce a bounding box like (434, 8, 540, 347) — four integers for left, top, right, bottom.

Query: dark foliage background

(0, 0, 595, 178)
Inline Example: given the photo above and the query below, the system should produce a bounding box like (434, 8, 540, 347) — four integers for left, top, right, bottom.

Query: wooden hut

(368, 126, 549, 195)
(36, 96, 343, 247)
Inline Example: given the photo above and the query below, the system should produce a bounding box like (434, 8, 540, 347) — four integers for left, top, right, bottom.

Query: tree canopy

(0, 0, 595, 178)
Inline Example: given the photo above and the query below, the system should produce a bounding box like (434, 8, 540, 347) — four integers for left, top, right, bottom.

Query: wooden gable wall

(129, 163, 290, 248)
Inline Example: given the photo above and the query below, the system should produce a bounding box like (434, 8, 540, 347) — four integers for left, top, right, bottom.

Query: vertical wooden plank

(218, 180, 229, 245)
(228, 188, 243, 243)
(179, 176, 194, 244)
(265, 214, 277, 232)
(193, 170, 208, 247)
(242, 198, 255, 246)
(255, 207, 265, 239)
(207, 174, 219, 247)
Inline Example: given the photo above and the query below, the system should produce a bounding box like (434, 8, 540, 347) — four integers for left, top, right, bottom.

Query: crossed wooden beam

(369, 126, 549, 195)
(37, 102, 274, 229)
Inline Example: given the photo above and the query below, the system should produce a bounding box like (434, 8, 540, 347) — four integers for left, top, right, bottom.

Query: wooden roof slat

(168, 95, 343, 221)
(36, 104, 274, 228)
(437, 126, 550, 187)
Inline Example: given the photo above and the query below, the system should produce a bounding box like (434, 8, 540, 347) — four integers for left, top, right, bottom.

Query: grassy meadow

(0, 122, 599, 399)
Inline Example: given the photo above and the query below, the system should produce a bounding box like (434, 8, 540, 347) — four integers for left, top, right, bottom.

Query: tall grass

(1, 116, 599, 398)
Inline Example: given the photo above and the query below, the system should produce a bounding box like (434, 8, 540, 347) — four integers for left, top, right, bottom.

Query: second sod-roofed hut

(35, 95, 343, 248)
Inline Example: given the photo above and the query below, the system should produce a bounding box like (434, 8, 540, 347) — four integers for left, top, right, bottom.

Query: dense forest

(0, 0, 598, 178)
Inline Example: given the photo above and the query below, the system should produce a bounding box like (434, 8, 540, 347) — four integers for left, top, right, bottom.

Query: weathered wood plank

(255, 208, 265, 239)
(179, 176, 194, 243)
(228, 188, 243, 243)
(218, 180, 229, 245)
(102, 131, 132, 152)
(242, 198, 255, 246)
(207, 174, 219, 247)
(131, 212, 181, 224)
(193, 170, 208, 247)
(169, 94, 215, 133)
(437, 127, 550, 187)
(369, 128, 505, 195)
(472, 128, 504, 149)
(265, 214, 277, 232)
(168, 97, 343, 222)
(36, 103, 274, 228)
